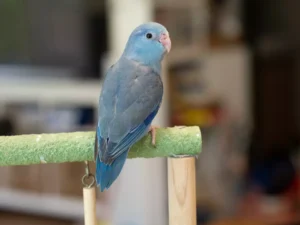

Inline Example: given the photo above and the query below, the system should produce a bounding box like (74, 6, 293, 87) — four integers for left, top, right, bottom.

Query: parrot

(94, 22, 171, 192)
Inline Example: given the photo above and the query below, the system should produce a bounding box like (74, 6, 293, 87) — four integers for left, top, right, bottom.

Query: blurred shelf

(209, 34, 244, 49)
(155, 1, 195, 9)
(0, 75, 102, 107)
(0, 188, 110, 221)
(154, 0, 204, 9)
(167, 46, 202, 66)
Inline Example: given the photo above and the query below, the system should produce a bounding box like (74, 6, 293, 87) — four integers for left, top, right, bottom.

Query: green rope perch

(0, 126, 201, 166)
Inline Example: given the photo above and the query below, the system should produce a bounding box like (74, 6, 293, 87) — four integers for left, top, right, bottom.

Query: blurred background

(1, 0, 300, 225)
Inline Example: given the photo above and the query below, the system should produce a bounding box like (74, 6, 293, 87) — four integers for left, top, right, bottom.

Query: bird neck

(122, 53, 162, 75)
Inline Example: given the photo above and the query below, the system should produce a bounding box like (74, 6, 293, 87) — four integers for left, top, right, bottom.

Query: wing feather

(96, 58, 163, 164)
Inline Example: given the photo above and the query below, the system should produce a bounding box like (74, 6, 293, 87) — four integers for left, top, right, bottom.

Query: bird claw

(149, 125, 158, 147)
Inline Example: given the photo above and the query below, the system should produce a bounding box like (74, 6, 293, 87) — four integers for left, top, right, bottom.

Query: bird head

(123, 22, 171, 67)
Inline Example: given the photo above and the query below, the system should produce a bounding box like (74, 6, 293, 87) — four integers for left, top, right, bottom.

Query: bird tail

(95, 150, 128, 192)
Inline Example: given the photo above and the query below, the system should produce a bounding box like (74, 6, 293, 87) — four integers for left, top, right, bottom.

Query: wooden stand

(83, 187, 97, 225)
(168, 157, 197, 225)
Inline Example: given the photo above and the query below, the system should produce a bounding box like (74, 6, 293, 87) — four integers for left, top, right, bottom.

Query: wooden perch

(0, 126, 201, 166)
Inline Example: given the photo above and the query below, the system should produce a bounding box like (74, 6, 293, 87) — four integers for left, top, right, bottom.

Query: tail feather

(96, 150, 128, 191)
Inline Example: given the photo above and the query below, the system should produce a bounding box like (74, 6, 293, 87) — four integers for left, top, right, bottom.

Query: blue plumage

(94, 22, 171, 191)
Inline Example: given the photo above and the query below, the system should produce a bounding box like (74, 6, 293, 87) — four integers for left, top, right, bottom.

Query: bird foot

(148, 125, 159, 147)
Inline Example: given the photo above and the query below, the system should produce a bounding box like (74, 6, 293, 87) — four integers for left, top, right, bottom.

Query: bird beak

(159, 32, 171, 53)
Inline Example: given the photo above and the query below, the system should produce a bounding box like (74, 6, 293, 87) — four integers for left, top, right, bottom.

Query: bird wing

(95, 59, 163, 164)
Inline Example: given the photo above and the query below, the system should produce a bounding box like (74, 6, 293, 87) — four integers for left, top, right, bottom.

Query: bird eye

(146, 33, 152, 39)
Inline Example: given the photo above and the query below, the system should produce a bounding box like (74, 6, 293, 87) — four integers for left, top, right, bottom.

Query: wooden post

(168, 157, 197, 225)
(83, 187, 97, 225)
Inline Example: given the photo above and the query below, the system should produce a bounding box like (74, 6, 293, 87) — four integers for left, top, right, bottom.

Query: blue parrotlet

(94, 22, 171, 191)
